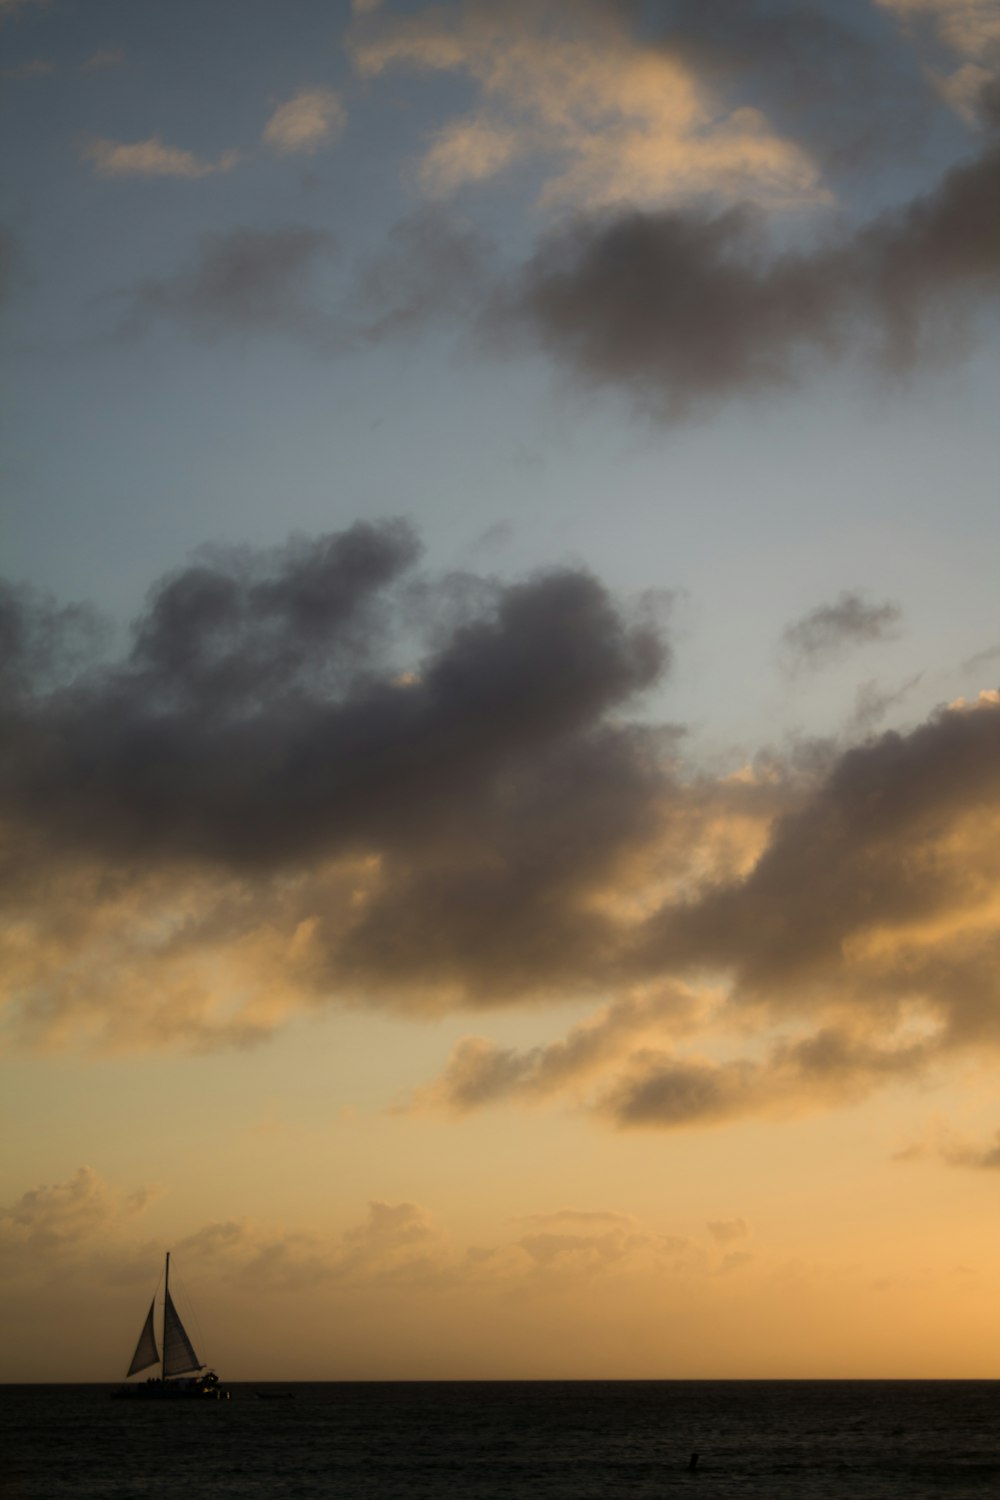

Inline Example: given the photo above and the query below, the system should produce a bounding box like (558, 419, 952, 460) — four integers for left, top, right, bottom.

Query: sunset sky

(2, 0, 1000, 1382)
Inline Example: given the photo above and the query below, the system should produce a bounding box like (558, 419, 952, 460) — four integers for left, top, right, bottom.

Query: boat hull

(112, 1376, 229, 1401)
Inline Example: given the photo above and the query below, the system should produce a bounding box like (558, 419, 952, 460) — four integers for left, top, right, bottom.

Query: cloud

(82, 136, 240, 179)
(0, 1170, 743, 1314)
(707, 1217, 750, 1244)
(847, 673, 924, 736)
(121, 211, 492, 351)
(415, 983, 711, 1112)
(0, 1174, 444, 1295)
(961, 642, 1000, 673)
(125, 226, 340, 346)
(494, 136, 1000, 418)
(0, 1166, 156, 1273)
(878, 0, 1000, 62)
(6, 525, 1000, 1139)
(349, 0, 823, 211)
(352, 208, 495, 340)
(419, 118, 521, 197)
(781, 590, 902, 674)
(262, 88, 346, 155)
(173, 1201, 446, 1292)
(646, 0, 936, 175)
(413, 685, 1000, 1132)
(943, 1131, 1000, 1168)
(0, 522, 671, 1049)
(1, 56, 54, 79)
(0, 0, 48, 16)
(877, 0, 1000, 123)
(895, 1121, 1000, 1169)
(636, 694, 1000, 1052)
(102, 7, 997, 415)
(599, 1028, 932, 1130)
(83, 47, 125, 71)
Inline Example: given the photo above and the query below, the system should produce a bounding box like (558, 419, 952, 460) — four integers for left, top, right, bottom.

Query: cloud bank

(0, 1165, 736, 1299)
(3, 523, 1000, 1134)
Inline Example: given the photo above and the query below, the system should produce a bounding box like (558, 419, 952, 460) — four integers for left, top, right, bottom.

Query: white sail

(162, 1287, 202, 1377)
(126, 1299, 160, 1377)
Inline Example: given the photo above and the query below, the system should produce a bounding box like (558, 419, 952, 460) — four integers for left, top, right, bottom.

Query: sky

(2, 0, 1000, 1382)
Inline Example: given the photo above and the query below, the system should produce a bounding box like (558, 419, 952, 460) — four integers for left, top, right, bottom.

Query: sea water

(3, 1381, 1000, 1499)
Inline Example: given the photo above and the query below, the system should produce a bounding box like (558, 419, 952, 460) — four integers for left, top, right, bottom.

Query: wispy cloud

(120, 211, 492, 352)
(877, 0, 1000, 122)
(262, 87, 347, 155)
(0, 0, 49, 18)
(82, 136, 240, 179)
(895, 1121, 1000, 1169)
(781, 590, 902, 675)
(83, 46, 125, 72)
(1, 56, 53, 79)
(124, 226, 339, 346)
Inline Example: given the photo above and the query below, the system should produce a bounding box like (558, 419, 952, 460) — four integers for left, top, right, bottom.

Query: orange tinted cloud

(349, 0, 822, 210)
(5, 532, 1000, 1138)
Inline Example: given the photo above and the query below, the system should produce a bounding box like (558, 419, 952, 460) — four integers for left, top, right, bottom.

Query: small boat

(111, 1251, 229, 1400)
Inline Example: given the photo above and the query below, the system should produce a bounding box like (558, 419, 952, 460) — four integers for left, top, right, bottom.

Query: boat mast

(163, 1251, 170, 1381)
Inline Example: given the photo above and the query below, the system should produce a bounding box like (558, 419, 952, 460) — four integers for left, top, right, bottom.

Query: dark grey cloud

(398, 685, 1000, 1129)
(638, 694, 1000, 1036)
(0, 520, 681, 1045)
(0, 520, 665, 874)
(8, 520, 1000, 1118)
(781, 590, 902, 674)
(354, 208, 495, 342)
(124, 226, 341, 347)
(495, 140, 1000, 418)
(602, 1027, 932, 1129)
(124, 211, 494, 352)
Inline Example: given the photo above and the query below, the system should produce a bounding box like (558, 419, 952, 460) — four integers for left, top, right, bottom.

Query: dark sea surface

(3, 1381, 1000, 1500)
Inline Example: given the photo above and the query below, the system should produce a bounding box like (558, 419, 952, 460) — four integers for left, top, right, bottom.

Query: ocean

(2, 1381, 999, 1499)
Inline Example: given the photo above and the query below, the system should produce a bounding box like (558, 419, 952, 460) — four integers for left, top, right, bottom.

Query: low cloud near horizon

(0, 1164, 743, 1298)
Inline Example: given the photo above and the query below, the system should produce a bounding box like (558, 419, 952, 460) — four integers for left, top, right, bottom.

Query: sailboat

(112, 1252, 228, 1399)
